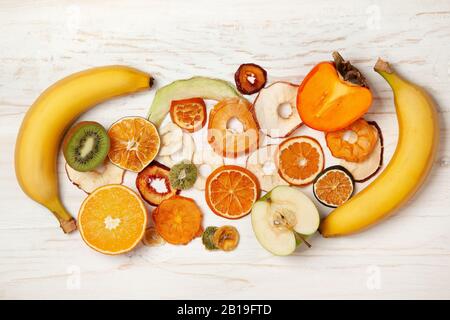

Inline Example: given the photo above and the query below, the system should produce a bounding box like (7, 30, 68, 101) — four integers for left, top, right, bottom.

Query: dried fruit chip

(313, 165, 355, 208)
(202, 226, 219, 250)
(108, 117, 160, 172)
(277, 136, 325, 186)
(234, 63, 267, 95)
(142, 226, 166, 247)
(136, 162, 179, 206)
(325, 118, 378, 162)
(170, 97, 207, 132)
(213, 226, 240, 251)
(207, 98, 259, 158)
(205, 165, 260, 219)
(152, 196, 203, 245)
(169, 161, 198, 190)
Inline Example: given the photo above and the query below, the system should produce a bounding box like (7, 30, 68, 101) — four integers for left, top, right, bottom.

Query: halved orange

(152, 195, 203, 245)
(277, 136, 324, 186)
(78, 185, 147, 255)
(205, 165, 260, 219)
(108, 117, 160, 172)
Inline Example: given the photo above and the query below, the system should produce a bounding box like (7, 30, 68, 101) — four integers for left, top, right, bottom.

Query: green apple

(251, 185, 320, 256)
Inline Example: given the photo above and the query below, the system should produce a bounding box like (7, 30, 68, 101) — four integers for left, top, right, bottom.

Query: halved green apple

(251, 185, 320, 256)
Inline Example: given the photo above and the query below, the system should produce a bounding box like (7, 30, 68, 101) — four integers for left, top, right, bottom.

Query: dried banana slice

(192, 146, 224, 190)
(246, 144, 288, 191)
(157, 132, 195, 167)
(157, 122, 183, 156)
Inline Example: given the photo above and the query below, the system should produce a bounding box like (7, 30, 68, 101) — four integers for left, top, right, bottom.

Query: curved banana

(320, 58, 439, 237)
(15, 66, 153, 233)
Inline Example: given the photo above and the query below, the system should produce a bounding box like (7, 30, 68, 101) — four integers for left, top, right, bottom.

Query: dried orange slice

(313, 166, 354, 208)
(78, 185, 147, 255)
(208, 98, 259, 158)
(152, 195, 203, 245)
(277, 136, 324, 186)
(108, 117, 160, 172)
(205, 165, 261, 219)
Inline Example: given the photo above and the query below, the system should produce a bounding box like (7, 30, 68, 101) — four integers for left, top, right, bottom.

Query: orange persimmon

(297, 52, 372, 132)
(152, 196, 203, 245)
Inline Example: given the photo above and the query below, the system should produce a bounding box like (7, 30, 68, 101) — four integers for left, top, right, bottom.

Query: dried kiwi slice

(63, 121, 110, 172)
(169, 161, 198, 190)
(234, 63, 267, 95)
(202, 226, 218, 250)
(313, 165, 355, 208)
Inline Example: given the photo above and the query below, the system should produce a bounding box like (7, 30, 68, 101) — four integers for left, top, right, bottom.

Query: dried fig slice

(234, 63, 267, 95)
(136, 161, 179, 206)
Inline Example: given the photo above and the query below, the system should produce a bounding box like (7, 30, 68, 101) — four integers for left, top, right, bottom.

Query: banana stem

(48, 199, 77, 233)
(374, 58, 405, 89)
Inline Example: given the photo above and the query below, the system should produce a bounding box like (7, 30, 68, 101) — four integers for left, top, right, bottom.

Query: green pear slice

(251, 186, 319, 256)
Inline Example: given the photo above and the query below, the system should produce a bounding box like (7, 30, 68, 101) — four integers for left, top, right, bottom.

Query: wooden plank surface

(0, 0, 449, 299)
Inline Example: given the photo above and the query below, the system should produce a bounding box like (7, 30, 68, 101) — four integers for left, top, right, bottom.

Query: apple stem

(297, 234, 312, 248)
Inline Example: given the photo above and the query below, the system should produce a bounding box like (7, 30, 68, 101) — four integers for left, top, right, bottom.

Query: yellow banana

(320, 58, 439, 237)
(15, 66, 153, 233)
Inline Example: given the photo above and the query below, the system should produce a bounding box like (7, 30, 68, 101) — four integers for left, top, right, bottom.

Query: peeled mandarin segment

(297, 62, 372, 132)
(325, 119, 378, 162)
(108, 117, 160, 172)
(152, 196, 202, 245)
(207, 98, 259, 158)
(78, 185, 147, 255)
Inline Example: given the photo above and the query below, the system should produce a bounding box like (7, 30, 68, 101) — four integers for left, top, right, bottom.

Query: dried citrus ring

(170, 97, 207, 132)
(205, 165, 261, 219)
(313, 165, 355, 208)
(152, 195, 203, 245)
(108, 117, 160, 172)
(277, 136, 325, 186)
(213, 226, 240, 251)
(78, 185, 147, 255)
(325, 118, 378, 162)
(208, 98, 259, 158)
(234, 63, 267, 95)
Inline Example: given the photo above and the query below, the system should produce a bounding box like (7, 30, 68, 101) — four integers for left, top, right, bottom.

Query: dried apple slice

(207, 98, 259, 158)
(254, 82, 302, 138)
(339, 121, 384, 182)
(65, 160, 124, 194)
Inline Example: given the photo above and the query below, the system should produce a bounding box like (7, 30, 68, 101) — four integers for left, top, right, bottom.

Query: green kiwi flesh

(169, 161, 198, 190)
(63, 121, 110, 172)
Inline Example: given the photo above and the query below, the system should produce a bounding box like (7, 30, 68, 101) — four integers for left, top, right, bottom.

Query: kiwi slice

(169, 161, 198, 190)
(63, 121, 110, 172)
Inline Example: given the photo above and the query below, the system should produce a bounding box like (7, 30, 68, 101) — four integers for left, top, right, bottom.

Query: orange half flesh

(78, 185, 147, 255)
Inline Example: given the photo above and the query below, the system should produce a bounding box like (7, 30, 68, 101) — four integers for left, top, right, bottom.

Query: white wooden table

(1, 0, 449, 299)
